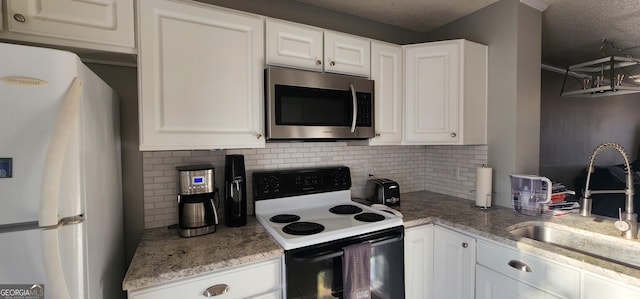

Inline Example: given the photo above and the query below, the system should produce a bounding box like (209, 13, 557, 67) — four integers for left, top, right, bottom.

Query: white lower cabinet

(582, 272, 640, 298)
(476, 265, 561, 299)
(128, 258, 282, 299)
(404, 224, 434, 299)
(476, 239, 580, 299)
(433, 226, 476, 299)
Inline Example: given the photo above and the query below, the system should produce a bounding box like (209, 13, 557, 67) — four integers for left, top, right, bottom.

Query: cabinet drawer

(476, 239, 579, 298)
(129, 258, 281, 299)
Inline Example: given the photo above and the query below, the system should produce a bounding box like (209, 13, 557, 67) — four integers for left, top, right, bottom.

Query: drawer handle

(203, 284, 229, 297)
(508, 260, 532, 272)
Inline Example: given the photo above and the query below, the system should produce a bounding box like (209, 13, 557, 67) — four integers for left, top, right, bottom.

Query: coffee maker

(176, 164, 218, 237)
(224, 155, 247, 227)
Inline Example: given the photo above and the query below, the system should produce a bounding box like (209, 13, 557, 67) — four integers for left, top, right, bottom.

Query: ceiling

(294, 0, 640, 69)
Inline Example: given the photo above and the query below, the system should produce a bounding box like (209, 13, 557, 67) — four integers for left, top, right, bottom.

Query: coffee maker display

(176, 164, 218, 237)
(224, 155, 247, 227)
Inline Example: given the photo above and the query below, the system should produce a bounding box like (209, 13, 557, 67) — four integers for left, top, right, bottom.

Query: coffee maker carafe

(176, 164, 218, 237)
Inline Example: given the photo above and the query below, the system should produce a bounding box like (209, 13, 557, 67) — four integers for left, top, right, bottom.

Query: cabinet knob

(462, 242, 468, 248)
(330, 61, 336, 66)
(256, 133, 262, 139)
(316, 60, 322, 66)
(450, 132, 457, 138)
(375, 133, 381, 137)
(13, 14, 26, 23)
(203, 284, 229, 297)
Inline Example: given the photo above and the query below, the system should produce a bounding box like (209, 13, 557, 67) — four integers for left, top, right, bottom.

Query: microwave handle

(349, 83, 357, 133)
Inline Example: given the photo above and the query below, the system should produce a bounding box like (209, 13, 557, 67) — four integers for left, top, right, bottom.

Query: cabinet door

(324, 31, 371, 77)
(369, 41, 403, 145)
(476, 265, 561, 299)
(433, 226, 475, 299)
(265, 19, 323, 71)
(404, 225, 434, 299)
(582, 273, 640, 299)
(404, 41, 460, 144)
(4, 0, 134, 53)
(138, 0, 265, 150)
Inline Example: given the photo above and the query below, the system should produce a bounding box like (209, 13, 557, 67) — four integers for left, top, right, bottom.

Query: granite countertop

(123, 190, 640, 292)
(122, 218, 283, 291)
(394, 191, 640, 287)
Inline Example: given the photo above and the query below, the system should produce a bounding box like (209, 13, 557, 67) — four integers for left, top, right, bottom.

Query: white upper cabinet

(324, 31, 371, 77)
(138, 0, 265, 151)
(265, 19, 371, 77)
(2, 0, 135, 53)
(403, 39, 487, 145)
(369, 40, 403, 145)
(265, 19, 323, 71)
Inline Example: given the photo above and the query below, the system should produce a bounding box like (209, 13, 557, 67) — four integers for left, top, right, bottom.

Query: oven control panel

(253, 166, 351, 200)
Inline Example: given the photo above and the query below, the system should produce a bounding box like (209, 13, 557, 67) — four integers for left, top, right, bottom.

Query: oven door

(284, 226, 404, 299)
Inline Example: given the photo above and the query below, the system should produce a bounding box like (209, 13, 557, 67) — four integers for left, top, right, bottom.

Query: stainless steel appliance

(224, 155, 247, 227)
(254, 166, 404, 299)
(265, 66, 375, 140)
(176, 164, 218, 237)
(366, 178, 401, 206)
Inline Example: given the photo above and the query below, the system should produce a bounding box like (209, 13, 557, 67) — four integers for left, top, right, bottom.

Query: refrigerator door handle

(41, 226, 72, 299)
(39, 78, 82, 227)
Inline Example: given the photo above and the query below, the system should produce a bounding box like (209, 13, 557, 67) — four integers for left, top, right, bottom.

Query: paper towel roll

(475, 166, 493, 207)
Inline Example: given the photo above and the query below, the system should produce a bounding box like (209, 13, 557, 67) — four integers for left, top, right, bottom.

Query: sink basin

(508, 222, 640, 270)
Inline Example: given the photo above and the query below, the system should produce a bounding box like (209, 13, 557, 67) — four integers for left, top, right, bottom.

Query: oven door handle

(349, 83, 357, 133)
(290, 234, 402, 263)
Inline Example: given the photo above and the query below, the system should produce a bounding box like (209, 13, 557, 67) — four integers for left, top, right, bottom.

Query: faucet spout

(579, 142, 636, 239)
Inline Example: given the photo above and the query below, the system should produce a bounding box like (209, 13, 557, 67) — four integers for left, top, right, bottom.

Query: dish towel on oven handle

(342, 242, 372, 299)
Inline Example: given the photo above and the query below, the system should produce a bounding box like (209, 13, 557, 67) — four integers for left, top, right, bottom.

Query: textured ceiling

(295, 0, 640, 68)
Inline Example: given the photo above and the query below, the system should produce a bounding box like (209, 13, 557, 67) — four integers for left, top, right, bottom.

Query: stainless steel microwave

(265, 66, 375, 140)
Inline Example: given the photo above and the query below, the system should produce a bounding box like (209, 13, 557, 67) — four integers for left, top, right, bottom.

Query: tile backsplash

(142, 142, 487, 228)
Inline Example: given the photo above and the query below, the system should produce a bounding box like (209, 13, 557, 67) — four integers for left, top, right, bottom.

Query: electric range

(253, 166, 403, 250)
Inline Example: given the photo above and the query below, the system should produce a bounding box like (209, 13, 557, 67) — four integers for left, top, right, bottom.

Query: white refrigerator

(0, 42, 124, 299)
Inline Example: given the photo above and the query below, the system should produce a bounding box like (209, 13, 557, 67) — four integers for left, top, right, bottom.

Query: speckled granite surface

(391, 191, 640, 287)
(122, 218, 283, 290)
(124, 190, 640, 292)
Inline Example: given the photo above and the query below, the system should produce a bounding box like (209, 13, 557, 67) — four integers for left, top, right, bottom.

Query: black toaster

(366, 178, 400, 206)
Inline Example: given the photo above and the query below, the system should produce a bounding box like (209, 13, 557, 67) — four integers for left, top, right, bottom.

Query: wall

(142, 143, 489, 228)
(424, 0, 543, 207)
(198, 0, 429, 44)
(539, 69, 640, 189)
(85, 64, 143, 266)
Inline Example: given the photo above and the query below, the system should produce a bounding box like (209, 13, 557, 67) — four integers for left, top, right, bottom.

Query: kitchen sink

(508, 222, 640, 270)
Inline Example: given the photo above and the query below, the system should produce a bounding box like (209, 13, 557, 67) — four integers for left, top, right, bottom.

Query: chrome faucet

(579, 142, 637, 239)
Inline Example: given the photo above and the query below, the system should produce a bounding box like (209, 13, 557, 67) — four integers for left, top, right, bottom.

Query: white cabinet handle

(508, 260, 532, 272)
(203, 284, 229, 297)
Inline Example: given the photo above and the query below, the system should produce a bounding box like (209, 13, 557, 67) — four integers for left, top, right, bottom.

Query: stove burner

(282, 222, 325, 235)
(329, 204, 363, 215)
(269, 214, 301, 223)
(354, 212, 386, 222)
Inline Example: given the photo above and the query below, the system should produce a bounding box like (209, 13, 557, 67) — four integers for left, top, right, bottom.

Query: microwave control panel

(356, 93, 372, 127)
